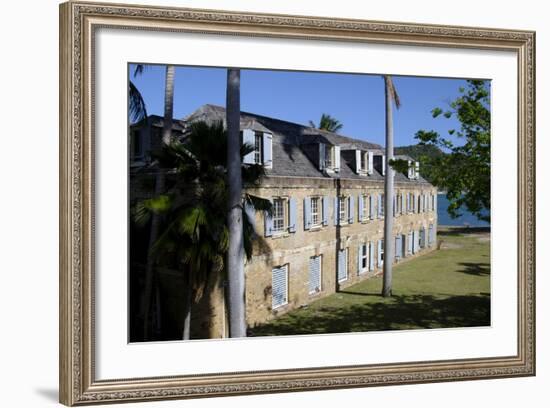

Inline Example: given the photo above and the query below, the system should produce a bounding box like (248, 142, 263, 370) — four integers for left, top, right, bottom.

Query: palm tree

(308, 113, 343, 133)
(142, 64, 175, 340)
(226, 68, 247, 338)
(382, 75, 401, 298)
(134, 121, 271, 340)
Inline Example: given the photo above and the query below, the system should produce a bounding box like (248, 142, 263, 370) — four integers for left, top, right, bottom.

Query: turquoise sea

(437, 193, 490, 227)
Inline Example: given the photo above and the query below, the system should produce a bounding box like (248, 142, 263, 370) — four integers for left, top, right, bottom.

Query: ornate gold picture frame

(59, 1, 535, 405)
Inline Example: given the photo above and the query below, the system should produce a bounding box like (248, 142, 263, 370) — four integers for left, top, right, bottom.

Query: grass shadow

(438, 226, 491, 237)
(458, 262, 490, 277)
(248, 293, 490, 337)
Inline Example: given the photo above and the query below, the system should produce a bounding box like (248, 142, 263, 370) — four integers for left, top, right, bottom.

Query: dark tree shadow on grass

(248, 293, 490, 337)
(458, 262, 490, 277)
(438, 227, 491, 237)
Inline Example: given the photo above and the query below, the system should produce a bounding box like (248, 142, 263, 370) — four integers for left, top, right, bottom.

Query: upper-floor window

(380, 193, 385, 217)
(242, 129, 273, 168)
(355, 150, 373, 175)
(265, 197, 297, 237)
(319, 143, 340, 172)
(254, 132, 263, 164)
(311, 197, 321, 227)
(362, 194, 369, 220)
(272, 198, 286, 233)
(324, 145, 333, 168)
(339, 196, 348, 223)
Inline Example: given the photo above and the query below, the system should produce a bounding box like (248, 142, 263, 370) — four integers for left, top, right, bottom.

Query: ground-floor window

(358, 244, 369, 274)
(378, 239, 384, 267)
(420, 227, 426, 249)
(272, 264, 288, 309)
(338, 248, 348, 282)
(308, 255, 322, 294)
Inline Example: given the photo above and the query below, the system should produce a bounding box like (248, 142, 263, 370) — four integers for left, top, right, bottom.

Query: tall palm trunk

(142, 65, 175, 339)
(182, 266, 192, 340)
(382, 75, 398, 297)
(226, 68, 246, 337)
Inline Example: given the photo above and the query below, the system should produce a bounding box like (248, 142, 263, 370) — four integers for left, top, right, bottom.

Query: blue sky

(129, 64, 486, 147)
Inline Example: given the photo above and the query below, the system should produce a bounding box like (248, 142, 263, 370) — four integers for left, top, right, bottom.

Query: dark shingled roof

(181, 104, 430, 184)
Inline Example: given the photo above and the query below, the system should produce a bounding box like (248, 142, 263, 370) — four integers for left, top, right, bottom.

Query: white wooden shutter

(369, 195, 374, 220)
(242, 129, 255, 164)
(338, 249, 348, 282)
(369, 242, 375, 270)
(322, 196, 329, 226)
(272, 265, 288, 308)
(395, 235, 402, 260)
(334, 196, 339, 225)
(334, 146, 341, 172)
(415, 161, 420, 179)
(262, 132, 273, 169)
(319, 143, 326, 170)
(358, 195, 364, 222)
(348, 196, 354, 224)
(407, 160, 413, 179)
(288, 198, 297, 233)
(377, 240, 383, 267)
(355, 150, 362, 174)
(382, 155, 386, 175)
(303, 197, 311, 230)
(264, 199, 274, 237)
(357, 245, 363, 274)
(308, 256, 322, 294)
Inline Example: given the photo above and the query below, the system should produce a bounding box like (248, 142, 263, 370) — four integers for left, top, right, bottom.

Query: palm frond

(129, 81, 148, 123)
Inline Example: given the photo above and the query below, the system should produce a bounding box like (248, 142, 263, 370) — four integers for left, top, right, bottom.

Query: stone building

(130, 104, 438, 338)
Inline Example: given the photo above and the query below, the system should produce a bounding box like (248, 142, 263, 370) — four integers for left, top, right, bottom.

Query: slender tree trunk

(226, 68, 246, 337)
(382, 76, 395, 298)
(142, 65, 175, 340)
(182, 267, 192, 340)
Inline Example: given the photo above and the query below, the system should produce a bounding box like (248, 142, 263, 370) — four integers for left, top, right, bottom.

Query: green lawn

(248, 227, 490, 337)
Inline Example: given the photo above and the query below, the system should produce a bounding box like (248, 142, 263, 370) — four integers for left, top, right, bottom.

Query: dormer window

(130, 130, 143, 160)
(324, 144, 333, 168)
(373, 154, 386, 175)
(408, 160, 420, 179)
(355, 150, 374, 175)
(254, 132, 262, 164)
(242, 129, 273, 169)
(319, 143, 340, 172)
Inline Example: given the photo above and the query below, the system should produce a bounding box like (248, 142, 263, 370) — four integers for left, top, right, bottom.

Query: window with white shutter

(272, 264, 288, 309)
(308, 255, 322, 294)
(311, 197, 321, 227)
(272, 198, 286, 233)
(359, 244, 368, 274)
(338, 196, 348, 225)
(338, 248, 348, 282)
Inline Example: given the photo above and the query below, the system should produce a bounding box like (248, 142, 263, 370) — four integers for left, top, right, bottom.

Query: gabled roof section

(180, 104, 429, 184)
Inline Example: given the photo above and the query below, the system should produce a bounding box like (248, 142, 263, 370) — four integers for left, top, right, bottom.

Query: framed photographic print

(59, 1, 535, 405)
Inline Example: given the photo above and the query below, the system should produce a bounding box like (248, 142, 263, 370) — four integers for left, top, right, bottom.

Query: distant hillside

(395, 144, 445, 161)
(395, 144, 446, 186)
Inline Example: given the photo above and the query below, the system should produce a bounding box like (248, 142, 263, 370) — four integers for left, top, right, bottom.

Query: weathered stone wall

(243, 175, 438, 327)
